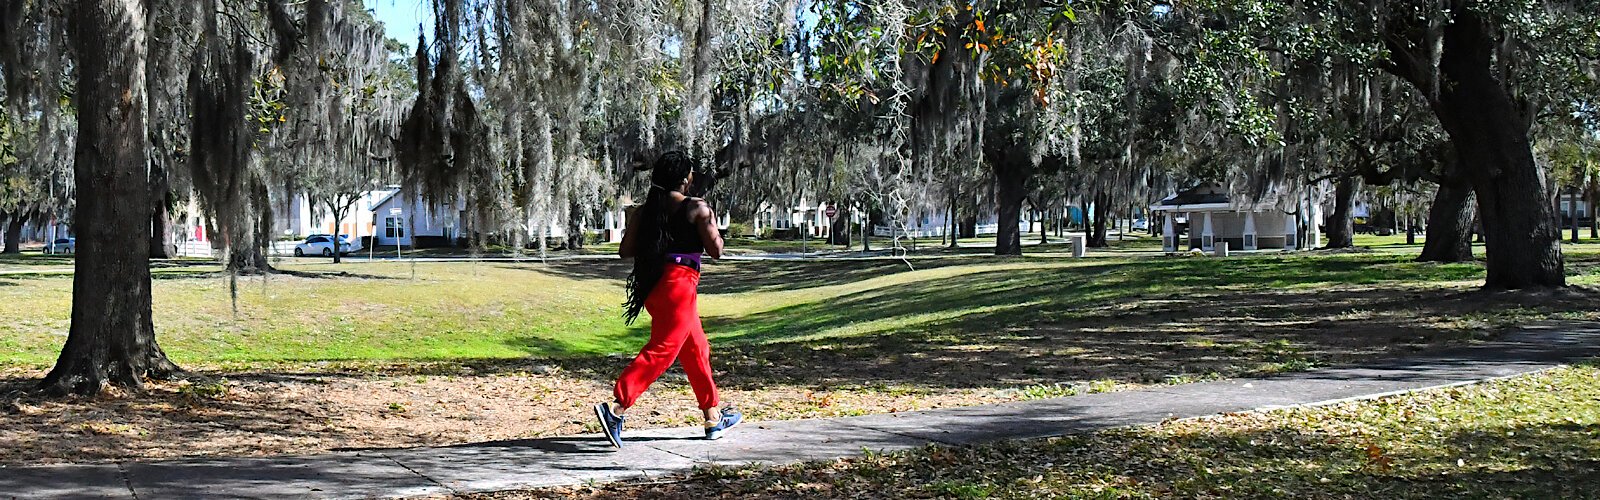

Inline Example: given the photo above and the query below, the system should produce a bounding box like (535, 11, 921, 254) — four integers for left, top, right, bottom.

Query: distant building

(368, 188, 466, 247)
(1150, 184, 1305, 252)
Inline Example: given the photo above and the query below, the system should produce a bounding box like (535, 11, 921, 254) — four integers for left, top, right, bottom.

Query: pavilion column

(1284, 211, 1298, 251)
(1307, 188, 1323, 249)
(1162, 212, 1176, 253)
(1243, 212, 1258, 251)
(1201, 212, 1215, 251)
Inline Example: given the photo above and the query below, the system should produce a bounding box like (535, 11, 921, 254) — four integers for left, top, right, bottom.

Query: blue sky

(363, 0, 432, 46)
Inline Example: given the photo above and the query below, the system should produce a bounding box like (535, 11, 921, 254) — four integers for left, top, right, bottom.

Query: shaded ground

(457, 362, 1600, 499)
(1, 249, 1598, 465)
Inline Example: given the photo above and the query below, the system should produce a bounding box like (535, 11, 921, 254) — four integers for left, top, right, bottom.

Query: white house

(275, 189, 397, 240)
(369, 188, 467, 247)
(1558, 193, 1592, 222)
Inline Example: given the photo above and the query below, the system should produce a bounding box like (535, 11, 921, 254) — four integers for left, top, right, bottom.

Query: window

(385, 217, 406, 239)
(308, 236, 329, 244)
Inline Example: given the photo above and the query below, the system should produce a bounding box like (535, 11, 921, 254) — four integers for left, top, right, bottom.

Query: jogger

(595, 151, 741, 448)
(612, 263, 718, 411)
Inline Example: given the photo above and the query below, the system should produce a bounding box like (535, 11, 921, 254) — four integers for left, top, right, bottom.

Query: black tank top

(664, 199, 705, 255)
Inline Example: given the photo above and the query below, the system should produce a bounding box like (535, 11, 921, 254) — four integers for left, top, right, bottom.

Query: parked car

(1131, 218, 1150, 231)
(308, 234, 362, 251)
(44, 237, 75, 255)
(294, 235, 355, 257)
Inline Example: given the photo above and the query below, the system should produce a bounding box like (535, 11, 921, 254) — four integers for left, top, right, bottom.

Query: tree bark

(1406, 213, 1417, 245)
(1418, 183, 1477, 263)
(41, 0, 180, 395)
(860, 208, 872, 252)
(940, 187, 953, 248)
(330, 206, 344, 264)
(1590, 183, 1598, 240)
(1323, 176, 1358, 248)
(993, 163, 1026, 256)
(3, 213, 23, 254)
(148, 157, 175, 259)
(829, 212, 850, 246)
(1393, 8, 1563, 288)
(1037, 206, 1049, 245)
(566, 202, 586, 251)
(1570, 186, 1580, 244)
(149, 202, 175, 258)
(1086, 194, 1110, 248)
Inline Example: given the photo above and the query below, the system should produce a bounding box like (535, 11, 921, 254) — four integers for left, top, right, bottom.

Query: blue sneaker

(704, 407, 743, 440)
(594, 402, 625, 448)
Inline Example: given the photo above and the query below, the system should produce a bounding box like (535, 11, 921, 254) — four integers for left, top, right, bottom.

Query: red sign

(824, 205, 838, 218)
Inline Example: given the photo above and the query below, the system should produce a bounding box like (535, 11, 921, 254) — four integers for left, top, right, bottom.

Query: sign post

(823, 205, 838, 246)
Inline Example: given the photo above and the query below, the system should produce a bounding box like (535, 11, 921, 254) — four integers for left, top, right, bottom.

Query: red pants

(614, 264, 720, 410)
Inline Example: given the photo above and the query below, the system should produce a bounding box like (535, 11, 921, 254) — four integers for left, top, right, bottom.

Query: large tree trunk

(1324, 176, 1358, 248)
(1037, 205, 1049, 245)
(1409, 9, 1563, 288)
(1570, 186, 1580, 244)
(947, 189, 959, 248)
(149, 203, 175, 258)
(1590, 184, 1598, 240)
(860, 208, 872, 252)
(148, 158, 176, 259)
(41, 0, 179, 395)
(331, 208, 344, 264)
(3, 213, 23, 254)
(1087, 194, 1110, 248)
(829, 212, 850, 246)
(1418, 183, 1477, 263)
(993, 163, 1026, 256)
(566, 202, 585, 251)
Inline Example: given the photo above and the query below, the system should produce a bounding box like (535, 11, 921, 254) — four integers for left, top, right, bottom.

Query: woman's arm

(691, 200, 724, 259)
(618, 205, 640, 259)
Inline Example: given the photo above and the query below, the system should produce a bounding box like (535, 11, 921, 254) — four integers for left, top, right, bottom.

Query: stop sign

(824, 205, 838, 218)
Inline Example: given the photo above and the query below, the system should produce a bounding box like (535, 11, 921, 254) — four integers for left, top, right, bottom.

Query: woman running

(594, 151, 741, 448)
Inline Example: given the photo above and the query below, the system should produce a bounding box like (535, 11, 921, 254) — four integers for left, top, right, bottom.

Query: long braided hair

(622, 151, 697, 324)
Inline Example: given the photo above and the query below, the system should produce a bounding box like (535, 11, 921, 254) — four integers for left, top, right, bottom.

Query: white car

(44, 237, 75, 254)
(1131, 219, 1150, 231)
(293, 235, 356, 257)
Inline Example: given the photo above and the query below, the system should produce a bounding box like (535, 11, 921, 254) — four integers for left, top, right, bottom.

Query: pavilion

(1150, 183, 1303, 253)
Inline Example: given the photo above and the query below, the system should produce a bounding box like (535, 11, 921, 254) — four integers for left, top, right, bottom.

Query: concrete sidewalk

(3, 323, 1597, 500)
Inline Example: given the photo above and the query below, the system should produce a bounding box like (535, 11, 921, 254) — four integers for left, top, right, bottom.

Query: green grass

(2, 246, 1598, 392)
(0, 253, 77, 272)
(516, 362, 1600, 499)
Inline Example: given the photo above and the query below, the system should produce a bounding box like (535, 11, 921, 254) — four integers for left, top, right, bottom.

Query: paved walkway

(3, 323, 1597, 500)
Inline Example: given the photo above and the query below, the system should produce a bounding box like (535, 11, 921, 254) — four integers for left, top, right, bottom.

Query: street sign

(824, 205, 838, 219)
(389, 208, 402, 216)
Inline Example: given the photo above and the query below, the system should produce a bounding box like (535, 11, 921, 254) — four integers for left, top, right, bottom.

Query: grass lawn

(1, 243, 1597, 464)
(503, 361, 1600, 499)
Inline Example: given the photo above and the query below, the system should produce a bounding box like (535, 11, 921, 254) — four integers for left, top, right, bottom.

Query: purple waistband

(666, 253, 702, 271)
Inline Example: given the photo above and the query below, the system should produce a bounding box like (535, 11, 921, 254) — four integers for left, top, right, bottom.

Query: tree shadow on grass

(259, 252, 1586, 393)
(687, 254, 1593, 391)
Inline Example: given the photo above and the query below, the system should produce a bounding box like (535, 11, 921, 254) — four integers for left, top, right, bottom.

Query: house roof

(1151, 183, 1279, 212)
(367, 187, 404, 214)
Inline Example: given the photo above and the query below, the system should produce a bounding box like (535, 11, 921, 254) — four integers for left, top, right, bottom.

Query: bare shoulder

(684, 197, 714, 221)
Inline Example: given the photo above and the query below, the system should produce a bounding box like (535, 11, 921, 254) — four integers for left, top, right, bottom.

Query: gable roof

(1151, 183, 1281, 212)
